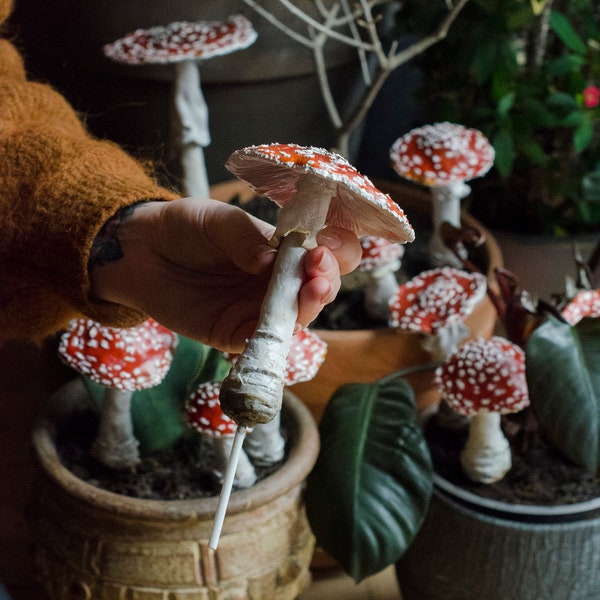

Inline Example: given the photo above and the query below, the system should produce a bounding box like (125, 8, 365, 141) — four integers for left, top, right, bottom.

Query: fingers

(316, 227, 362, 275)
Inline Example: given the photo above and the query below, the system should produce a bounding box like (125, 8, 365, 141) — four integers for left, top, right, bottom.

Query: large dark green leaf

(305, 379, 433, 582)
(549, 11, 587, 55)
(526, 316, 600, 475)
(83, 337, 225, 453)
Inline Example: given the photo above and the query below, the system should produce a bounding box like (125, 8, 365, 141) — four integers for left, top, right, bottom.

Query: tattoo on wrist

(88, 201, 148, 269)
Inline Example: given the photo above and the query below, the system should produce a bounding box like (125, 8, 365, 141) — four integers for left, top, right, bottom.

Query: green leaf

(83, 336, 217, 453)
(549, 11, 587, 55)
(305, 379, 433, 582)
(497, 92, 516, 117)
(546, 54, 586, 77)
(573, 115, 594, 153)
(526, 316, 600, 475)
(492, 130, 515, 176)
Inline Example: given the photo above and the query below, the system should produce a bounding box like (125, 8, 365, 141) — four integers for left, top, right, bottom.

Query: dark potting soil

(56, 408, 285, 500)
(425, 416, 600, 506)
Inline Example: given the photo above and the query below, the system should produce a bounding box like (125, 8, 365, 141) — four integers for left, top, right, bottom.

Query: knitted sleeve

(0, 39, 180, 343)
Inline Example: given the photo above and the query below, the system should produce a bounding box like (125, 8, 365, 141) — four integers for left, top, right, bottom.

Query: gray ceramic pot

(396, 475, 600, 600)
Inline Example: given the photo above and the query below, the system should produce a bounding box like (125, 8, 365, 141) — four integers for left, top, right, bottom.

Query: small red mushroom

(186, 382, 256, 488)
(389, 267, 488, 360)
(390, 122, 494, 267)
(103, 15, 257, 198)
(58, 318, 178, 470)
(357, 236, 405, 322)
(562, 289, 600, 325)
(435, 336, 530, 483)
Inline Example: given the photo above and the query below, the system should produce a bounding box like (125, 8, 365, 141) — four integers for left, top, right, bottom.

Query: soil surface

(57, 408, 285, 500)
(425, 415, 600, 505)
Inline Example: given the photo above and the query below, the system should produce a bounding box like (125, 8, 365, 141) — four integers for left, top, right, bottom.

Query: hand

(90, 198, 361, 352)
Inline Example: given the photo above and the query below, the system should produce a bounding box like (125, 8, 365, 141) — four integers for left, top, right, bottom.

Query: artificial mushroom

(219, 143, 414, 428)
(185, 381, 256, 488)
(561, 289, 600, 325)
(435, 336, 530, 484)
(103, 15, 257, 198)
(388, 267, 488, 361)
(390, 122, 494, 268)
(357, 235, 405, 322)
(210, 143, 413, 550)
(58, 318, 178, 470)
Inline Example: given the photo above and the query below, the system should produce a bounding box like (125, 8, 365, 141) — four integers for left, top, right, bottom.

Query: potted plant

(389, 0, 600, 296)
(304, 230, 600, 598)
(28, 329, 320, 599)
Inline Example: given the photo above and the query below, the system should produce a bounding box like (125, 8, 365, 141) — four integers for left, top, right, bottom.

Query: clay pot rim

(434, 473, 600, 524)
(31, 389, 319, 521)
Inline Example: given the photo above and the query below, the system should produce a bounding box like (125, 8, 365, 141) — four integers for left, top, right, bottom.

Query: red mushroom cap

(185, 381, 238, 437)
(225, 143, 415, 244)
(435, 336, 530, 417)
(103, 14, 257, 65)
(58, 318, 177, 392)
(389, 267, 487, 334)
(284, 328, 328, 385)
(562, 289, 600, 325)
(358, 236, 405, 272)
(390, 122, 495, 187)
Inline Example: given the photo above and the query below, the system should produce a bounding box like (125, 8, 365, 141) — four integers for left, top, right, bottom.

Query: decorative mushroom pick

(103, 16, 257, 198)
(186, 381, 256, 488)
(435, 336, 530, 484)
(357, 236, 405, 322)
(58, 318, 178, 470)
(210, 143, 414, 550)
(389, 267, 488, 361)
(390, 122, 494, 268)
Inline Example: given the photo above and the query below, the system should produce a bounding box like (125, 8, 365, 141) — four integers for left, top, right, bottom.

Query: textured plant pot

(29, 388, 318, 600)
(396, 474, 600, 600)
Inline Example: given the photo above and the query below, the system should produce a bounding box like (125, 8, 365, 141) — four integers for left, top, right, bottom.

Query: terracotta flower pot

(396, 474, 600, 600)
(29, 387, 318, 600)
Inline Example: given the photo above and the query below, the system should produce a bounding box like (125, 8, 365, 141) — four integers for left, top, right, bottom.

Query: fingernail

(317, 230, 342, 250)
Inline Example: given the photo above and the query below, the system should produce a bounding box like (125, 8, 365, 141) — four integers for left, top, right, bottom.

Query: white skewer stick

(209, 424, 247, 550)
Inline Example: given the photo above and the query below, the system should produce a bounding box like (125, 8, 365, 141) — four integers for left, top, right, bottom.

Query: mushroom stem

(460, 412, 512, 484)
(219, 230, 308, 427)
(174, 61, 210, 198)
(90, 388, 140, 470)
(430, 182, 470, 268)
(364, 259, 401, 322)
(244, 414, 286, 466)
(210, 437, 257, 488)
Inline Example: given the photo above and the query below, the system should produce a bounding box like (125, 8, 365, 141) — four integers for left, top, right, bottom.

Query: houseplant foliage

(397, 0, 600, 234)
(305, 376, 433, 582)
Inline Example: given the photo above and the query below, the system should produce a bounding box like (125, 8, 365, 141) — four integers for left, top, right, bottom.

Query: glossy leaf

(526, 316, 600, 475)
(305, 379, 433, 582)
(549, 11, 587, 55)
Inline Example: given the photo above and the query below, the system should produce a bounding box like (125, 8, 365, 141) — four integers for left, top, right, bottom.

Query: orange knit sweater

(0, 0, 180, 343)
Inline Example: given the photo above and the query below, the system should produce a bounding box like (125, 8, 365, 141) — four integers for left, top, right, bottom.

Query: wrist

(88, 201, 161, 307)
